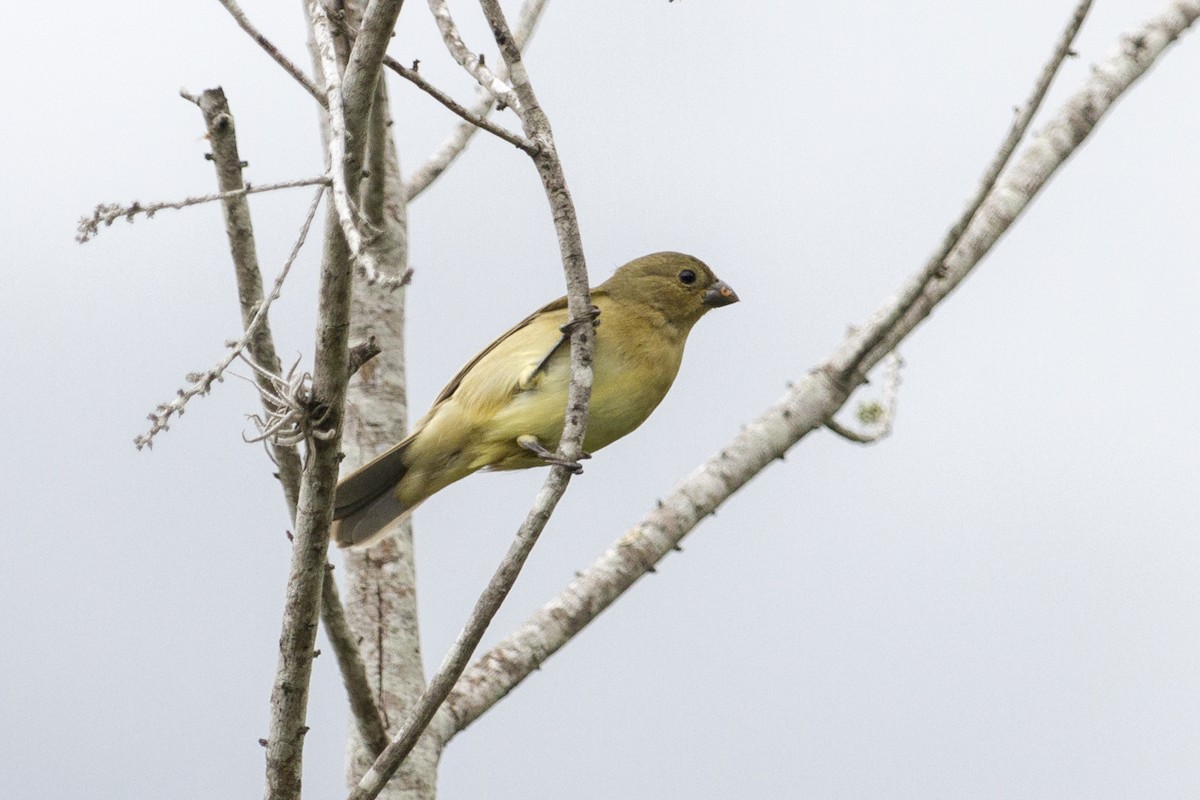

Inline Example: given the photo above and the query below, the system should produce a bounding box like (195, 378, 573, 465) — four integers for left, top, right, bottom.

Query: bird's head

(601, 251, 738, 329)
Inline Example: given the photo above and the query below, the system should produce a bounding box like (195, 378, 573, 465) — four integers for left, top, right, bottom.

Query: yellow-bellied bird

(332, 252, 738, 548)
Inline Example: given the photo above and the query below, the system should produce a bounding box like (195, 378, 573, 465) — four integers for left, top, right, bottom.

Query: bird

(331, 251, 738, 548)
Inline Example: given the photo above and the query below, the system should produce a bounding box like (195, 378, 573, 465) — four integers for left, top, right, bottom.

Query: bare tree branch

(323, 563, 392, 756)
(404, 0, 548, 199)
(75, 176, 328, 243)
(262, 2, 409, 798)
(300, 3, 436, 792)
(346, 58, 440, 799)
(260, 208, 349, 800)
(213, 0, 327, 104)
(327, 8, 535, 156)
(426, 0, 1200, 743)
(347, 470, 578, 800)
(174, 88, 389, 764)
(340, 0, 409, 128)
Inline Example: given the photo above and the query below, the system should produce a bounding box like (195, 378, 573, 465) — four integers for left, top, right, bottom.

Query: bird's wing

(431, 291, 598, 407)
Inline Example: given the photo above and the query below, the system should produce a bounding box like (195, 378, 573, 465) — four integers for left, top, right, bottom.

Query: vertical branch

(309, 0, 382, 281)
(304, 2, 433, 794)
(262, 205, 354, 800)
(263, 2, 409, 799)
(343, 70, 441, 798)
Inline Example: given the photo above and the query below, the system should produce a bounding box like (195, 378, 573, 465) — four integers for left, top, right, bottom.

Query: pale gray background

(3, 1, 1198, 798)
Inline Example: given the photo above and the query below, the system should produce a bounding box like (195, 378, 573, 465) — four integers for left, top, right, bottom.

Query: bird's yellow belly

(484, 340, 679, 470)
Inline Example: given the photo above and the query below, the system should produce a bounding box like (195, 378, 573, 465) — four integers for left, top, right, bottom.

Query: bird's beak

(703, 279, 739, 308)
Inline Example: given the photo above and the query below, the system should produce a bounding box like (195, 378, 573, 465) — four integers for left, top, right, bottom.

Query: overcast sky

(3, 1, 1199, 798)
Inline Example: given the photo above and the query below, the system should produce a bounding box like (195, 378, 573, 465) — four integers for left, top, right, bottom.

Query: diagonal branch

(383, 55, 537, 154)
(322, 562, 392, 757)
(262, 2, 409, 799)
(426, 0, 1200, 744)
(839, 0, 1094, 382)
(426, 0, 520, 109)
(213, 0, 327, 104)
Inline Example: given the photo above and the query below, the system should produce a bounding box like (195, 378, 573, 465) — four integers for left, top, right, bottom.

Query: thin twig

(212, 0, 327, 105)
(75, 176, 329, 243)
(838, 0, 1094, 382)
(135, 186, 326, 450)
(384, 55, 537, 154)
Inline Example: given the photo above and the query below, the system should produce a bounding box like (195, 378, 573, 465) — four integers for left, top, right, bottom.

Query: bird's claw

(559, 305, 601, 334)
(518, 435, 590, 474)
(544, 455, 585, 474)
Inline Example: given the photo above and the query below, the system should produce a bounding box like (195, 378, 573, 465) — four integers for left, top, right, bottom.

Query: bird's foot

(559, 305, 602, 334)
(518, 435, 591, 474)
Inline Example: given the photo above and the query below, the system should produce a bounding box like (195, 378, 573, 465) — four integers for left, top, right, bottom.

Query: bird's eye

(678, 269, 697, 285)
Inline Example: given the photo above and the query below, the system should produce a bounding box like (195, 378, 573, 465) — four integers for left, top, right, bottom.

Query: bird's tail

(331, 438, 415, 549)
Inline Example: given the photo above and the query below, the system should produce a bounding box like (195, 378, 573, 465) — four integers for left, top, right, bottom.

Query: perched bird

(332, 251, 738, 548)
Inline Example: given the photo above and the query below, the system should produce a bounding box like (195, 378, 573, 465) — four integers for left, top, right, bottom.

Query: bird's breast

(482, 307, 686, 467)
